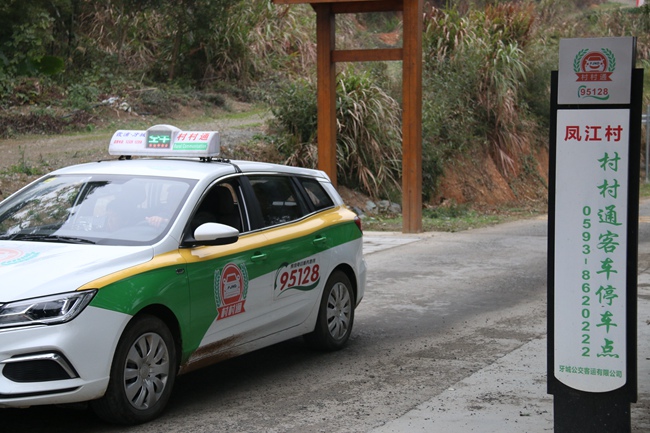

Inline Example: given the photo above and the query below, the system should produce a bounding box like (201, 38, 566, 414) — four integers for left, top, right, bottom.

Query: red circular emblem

(581, 52, 608, 73)
(220, 263, 243, 305)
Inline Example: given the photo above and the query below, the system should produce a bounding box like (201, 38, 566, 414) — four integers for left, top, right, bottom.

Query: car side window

(249, 175, 305, 227)
(190, 180, 244, 234)
(298, 177, 334, 211)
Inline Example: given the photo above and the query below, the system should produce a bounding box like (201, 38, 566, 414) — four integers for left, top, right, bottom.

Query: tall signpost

(548, 37, 643, 432)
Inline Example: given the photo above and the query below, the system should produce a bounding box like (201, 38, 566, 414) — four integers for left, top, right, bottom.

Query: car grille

(1, 352, 79, 382)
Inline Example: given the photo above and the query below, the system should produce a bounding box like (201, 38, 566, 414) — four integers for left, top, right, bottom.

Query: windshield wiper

(0, 233, 96, 244)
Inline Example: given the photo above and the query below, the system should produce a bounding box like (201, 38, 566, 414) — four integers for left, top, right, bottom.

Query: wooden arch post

(272, 0, 423, 233)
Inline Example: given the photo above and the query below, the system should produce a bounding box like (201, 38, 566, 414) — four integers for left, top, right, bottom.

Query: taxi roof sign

(109, 124, 220, 158)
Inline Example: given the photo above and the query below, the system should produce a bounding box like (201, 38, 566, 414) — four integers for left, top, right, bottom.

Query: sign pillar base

(554, 387, 630, 433)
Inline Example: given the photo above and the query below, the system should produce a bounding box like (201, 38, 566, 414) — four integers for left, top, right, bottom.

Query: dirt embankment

(432, 147, 549, 211)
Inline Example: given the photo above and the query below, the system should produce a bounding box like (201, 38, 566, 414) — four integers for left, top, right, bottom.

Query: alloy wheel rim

(123, 332, 170, 410)
(326, 282, 352, 341)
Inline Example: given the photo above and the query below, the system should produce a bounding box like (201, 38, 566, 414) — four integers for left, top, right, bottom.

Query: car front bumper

(0, 306, 129, 408)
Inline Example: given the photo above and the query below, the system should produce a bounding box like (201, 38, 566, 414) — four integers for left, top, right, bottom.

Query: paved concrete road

(3, 205, 648, 432)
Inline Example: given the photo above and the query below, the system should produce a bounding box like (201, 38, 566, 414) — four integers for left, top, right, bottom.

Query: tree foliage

(0, 0, 316, 103)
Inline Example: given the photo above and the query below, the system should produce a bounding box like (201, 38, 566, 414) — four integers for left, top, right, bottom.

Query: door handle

(251, 252, 267, 262)
(313, 235, 328, 247)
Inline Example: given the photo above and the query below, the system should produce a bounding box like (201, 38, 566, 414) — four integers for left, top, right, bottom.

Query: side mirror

(183, 222, 239, 247)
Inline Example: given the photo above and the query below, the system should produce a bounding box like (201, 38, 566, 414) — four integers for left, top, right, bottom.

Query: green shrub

(269, 78, 318, 148)
(267, 70, 402, 199)
(65, 83, 101, 111)
(336, 70, 402, 199)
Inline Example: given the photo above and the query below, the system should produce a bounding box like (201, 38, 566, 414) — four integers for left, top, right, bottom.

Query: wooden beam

(401, 0, 423, 233)
(274, 0, 377, 4)
(331, 0, 403, 14)
(332, 48, 402, 63)
(315, 4, 338, 187)
(274, 0, 402, 14)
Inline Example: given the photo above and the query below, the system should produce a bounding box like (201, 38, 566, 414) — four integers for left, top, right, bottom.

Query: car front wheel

(305, 270, 355, 351)
(92, 314, 177, 424)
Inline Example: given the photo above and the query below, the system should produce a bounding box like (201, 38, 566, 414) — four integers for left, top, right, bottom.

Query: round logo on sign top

(581, 52, 608, 73)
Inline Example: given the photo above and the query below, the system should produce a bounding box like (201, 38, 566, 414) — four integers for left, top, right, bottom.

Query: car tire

(91, 314, 177, 424)
(305, 270, 355, 351)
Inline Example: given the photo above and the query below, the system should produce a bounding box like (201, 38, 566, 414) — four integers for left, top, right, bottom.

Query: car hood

(0, 241, 153, 301)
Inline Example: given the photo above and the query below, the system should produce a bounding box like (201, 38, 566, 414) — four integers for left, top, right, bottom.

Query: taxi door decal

(273, 258, 320, 299)
(214, 262, 249, 320)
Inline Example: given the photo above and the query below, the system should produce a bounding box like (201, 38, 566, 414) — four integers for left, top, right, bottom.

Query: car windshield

(0, 174, 195, 246)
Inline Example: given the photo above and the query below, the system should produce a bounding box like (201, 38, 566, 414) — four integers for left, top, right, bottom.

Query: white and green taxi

(0, 125, 365, 424)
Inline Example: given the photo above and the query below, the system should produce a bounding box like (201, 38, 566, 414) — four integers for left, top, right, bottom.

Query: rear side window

(249, 176, 306, 227)
(298, 178, 334, 211)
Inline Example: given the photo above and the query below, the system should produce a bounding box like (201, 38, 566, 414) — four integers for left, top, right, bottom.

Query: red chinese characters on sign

(176, 132, 211, 142)
(577, 73, 613, 82)
(564, 125, 624, 143)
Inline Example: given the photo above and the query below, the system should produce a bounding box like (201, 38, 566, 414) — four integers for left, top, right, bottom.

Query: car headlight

(0, 290, 97, 329)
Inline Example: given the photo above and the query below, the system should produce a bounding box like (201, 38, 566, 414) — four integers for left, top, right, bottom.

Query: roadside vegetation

(361, 203, 540, 232)
(1, 0, 649, 230)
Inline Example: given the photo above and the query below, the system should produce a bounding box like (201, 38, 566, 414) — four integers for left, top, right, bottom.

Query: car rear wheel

(92, 314, 177, 424)
(305, 270, 355, 351)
